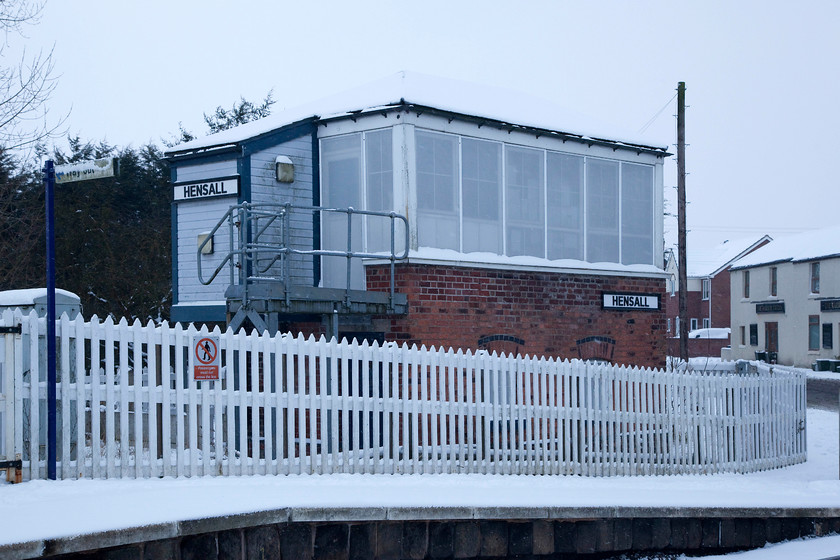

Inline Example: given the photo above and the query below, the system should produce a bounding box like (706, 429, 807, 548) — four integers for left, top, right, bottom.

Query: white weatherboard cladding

(177, 197, 237, 303)
(250, 135, 315, 286)
(175, 160, 237, 183)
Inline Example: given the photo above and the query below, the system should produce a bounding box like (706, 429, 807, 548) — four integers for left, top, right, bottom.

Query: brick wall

(367, 264, 667, 369)
(711, 269, 731, 328)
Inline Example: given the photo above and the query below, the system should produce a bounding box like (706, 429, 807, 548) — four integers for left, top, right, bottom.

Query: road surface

(808, 378, 840, 411)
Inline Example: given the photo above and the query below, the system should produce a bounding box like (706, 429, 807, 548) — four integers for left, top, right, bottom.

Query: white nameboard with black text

(602, 292, 660, 311)
(174, 176, 239, 201)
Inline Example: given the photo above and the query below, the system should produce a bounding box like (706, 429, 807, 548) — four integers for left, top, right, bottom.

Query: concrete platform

(5, 505, 840, 559)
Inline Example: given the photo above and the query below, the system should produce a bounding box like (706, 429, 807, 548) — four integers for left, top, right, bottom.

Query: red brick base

(367, 263, 667, 369)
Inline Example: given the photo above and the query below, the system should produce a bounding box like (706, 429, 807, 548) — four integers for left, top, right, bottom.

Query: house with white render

(730, 226, 840, 367)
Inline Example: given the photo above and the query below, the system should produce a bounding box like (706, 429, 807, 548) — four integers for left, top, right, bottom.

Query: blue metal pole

(44, 159, 56, 481)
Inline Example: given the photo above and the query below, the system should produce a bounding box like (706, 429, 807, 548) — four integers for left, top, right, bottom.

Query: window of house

(769, 266, 777, 297)
(690, 318, 698, 331)
(505, 146, 544, 257)
(620, 162, 654, 265)
(811, 262, 820, 294)
(823, 323, 833, 349)
(749, 324, 758, 346)
(743, 270, 750, 299)
(675, 316, 680, 335)
(740, 326, 746, 346)
(703, 318, 710, 329)
(809, 315, 820, 351)
(546, 152, 584, 260)
(462, 138, 503, 254)
(701, 278, 710, 300)
(667, 318, 672, 332)
(416, 131, 459, 251)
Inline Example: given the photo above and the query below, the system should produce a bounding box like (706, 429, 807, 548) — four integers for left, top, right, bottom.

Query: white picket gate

(0, 309, 807, 481)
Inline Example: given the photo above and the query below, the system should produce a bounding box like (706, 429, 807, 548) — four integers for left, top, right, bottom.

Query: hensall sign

(174, 176, 239, 201)
(602, 292, 660, 311)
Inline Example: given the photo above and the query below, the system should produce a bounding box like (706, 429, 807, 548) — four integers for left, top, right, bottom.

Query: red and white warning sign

(193, 335, 220, 381)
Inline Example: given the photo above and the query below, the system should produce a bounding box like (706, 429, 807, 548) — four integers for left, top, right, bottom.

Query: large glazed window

(620, 162, 654, 265)
(322, 134, 362, 288)
(413, 128, 657, 266)
(505, 146, 545, 257)
(320, 129, 395, 288)
(416, 131, 459, 250)
(462, 138, 502, 254)
(365, 129, 393, 252)
(547, 152, 584, 260)
(585, 159, 620, 263)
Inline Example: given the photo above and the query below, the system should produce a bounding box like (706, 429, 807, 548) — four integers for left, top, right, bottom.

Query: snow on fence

(1, 310, 807, 481)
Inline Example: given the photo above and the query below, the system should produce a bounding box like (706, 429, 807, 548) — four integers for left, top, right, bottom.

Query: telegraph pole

(677, 82, 689, 363)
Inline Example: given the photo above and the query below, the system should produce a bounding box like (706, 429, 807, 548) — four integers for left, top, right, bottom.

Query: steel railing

(197, 202, 409, 309)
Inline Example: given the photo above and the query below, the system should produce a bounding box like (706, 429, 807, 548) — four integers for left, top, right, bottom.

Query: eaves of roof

(165, 102, 671, 161)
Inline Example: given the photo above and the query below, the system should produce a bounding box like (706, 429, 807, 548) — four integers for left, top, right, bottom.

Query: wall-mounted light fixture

(275, 155, 294, 183)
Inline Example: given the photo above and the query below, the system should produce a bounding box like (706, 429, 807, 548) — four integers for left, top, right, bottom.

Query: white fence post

(0, 309, 16, 462)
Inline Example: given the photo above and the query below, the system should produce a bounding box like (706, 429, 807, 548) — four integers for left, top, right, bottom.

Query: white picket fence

(0, 310, 807, 481)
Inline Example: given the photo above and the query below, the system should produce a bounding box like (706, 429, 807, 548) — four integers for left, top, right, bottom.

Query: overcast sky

(17, 0, 840, 251)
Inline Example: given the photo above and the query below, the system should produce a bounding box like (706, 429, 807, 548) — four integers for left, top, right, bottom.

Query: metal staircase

(198, 202, 409, 335)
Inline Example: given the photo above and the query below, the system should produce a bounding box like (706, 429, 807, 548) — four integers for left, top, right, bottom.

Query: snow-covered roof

(0, 288, 80, 307)
(731, 226, 840, 270)
(165, 72, 669, 157)
(686, 235, 771, 278)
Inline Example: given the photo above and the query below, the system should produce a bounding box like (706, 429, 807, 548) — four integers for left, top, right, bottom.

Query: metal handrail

(197, 202, 410, 310)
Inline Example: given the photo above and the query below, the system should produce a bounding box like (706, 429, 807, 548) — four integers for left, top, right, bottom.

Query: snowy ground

(0, 406, 838, 558)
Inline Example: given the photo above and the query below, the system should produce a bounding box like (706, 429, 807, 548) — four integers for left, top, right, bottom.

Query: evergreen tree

(0, 148, 43, 289)
(52, 138, 171, 321)
(204, 91, 275, 133)
(0, 91, 275, 322)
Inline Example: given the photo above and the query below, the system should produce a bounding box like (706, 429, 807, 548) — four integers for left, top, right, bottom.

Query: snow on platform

(0, 408, 838, 549)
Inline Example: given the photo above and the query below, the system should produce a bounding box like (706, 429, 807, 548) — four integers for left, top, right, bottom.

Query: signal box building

(166, 73, 670, 368)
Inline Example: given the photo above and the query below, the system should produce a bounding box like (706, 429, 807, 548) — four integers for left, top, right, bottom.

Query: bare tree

(0, 0, 65, 152)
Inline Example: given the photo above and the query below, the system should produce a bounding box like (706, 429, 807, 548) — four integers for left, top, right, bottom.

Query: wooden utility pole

(677, 82, 689, 362)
